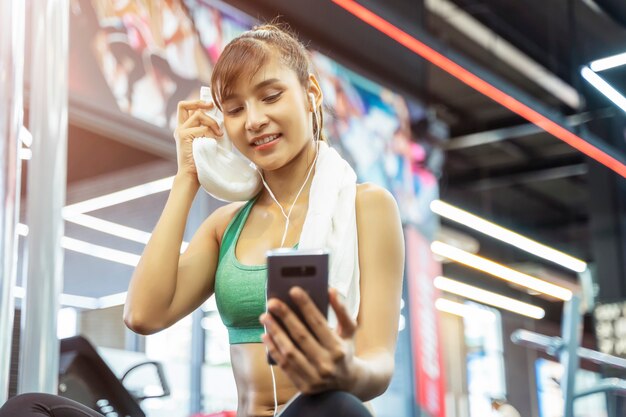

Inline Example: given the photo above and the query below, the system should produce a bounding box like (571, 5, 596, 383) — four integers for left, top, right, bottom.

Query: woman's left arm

(349, 183, 405, 400)
(261, 184, 405, 401)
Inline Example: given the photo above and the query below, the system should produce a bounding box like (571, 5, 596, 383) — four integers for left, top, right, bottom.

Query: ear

(306, 73, 323, 112)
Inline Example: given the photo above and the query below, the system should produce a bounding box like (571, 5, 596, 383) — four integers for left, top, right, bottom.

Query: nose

(245, 103, 269, 132)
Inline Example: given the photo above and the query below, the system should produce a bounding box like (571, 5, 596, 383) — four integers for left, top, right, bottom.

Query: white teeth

(254, 134, 279, 146)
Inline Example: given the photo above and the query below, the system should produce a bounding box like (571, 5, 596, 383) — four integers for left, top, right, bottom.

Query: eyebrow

(222, 78, 282, 102)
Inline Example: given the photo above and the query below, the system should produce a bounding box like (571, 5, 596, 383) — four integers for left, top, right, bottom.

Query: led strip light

(13, 286, 128, 310)
(62, 176, 189, 250)
(63, 176, 175, 216)
(18, 175, 189, 270)
(581, 66, 626, 114)
(589, 51, 626, 72)
(431, 200, 587, 272)
(331, 0, 626, 178)
(18, 223, 140, 266)
(435, 298, 497, 321)
(434, 276, 546, 319)
(15, 177, 190, 307)
(431, 241, 573, 301)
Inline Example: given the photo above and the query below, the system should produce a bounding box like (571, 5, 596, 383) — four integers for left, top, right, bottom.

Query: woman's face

(220, 55, 314, 171)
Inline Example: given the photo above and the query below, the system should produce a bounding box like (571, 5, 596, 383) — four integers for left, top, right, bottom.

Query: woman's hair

(210, 23, 327, 142)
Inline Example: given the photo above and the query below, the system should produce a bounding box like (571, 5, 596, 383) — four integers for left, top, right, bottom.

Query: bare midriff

(230, 344, 299, 417)
(229, 344, 374, 417)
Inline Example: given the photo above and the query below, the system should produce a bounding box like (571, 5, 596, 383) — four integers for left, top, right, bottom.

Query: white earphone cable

(259, 104, 320, 248)
(266, 320, 279, 416)
(263, 101, 320, 417)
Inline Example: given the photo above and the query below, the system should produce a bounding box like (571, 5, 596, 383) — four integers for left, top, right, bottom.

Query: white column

(187, 193, 214, 414)
(0, 0, 25, 403)
(19, 0, 69, 394)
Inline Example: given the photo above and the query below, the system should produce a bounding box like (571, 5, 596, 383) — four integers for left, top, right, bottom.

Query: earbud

(308, 92, 320, 142)
(308, 93, 316, 111)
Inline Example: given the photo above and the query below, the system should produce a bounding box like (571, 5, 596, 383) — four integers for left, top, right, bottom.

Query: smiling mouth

(253, 134, 282, 147)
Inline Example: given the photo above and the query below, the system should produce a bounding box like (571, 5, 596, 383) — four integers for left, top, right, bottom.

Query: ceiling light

(66, 213, 152, 244)
(58, 293, 99, 310)
(16, 223, 28, 236)
(332, 0, 626, 178)
(21, 214, 189, 253)
(63, 213, 189, 252)
(19, 223, 141, 266)
(434, 276, 546, 319)
(589, 51, 626, 72)
(15, 286, 132, 310)
(57, 307, 79, 339)
(13, 286, 98, 309)
(581, 66, 626, 114)
(20, 125, 32, 147)
(431, 241, 573, 301)
(430, 200, 587, 272)
(61, 236, 140, 266)
(97, 292, 128, 309)
(19, 148, 31, 160)
(63, 176, 174, 215)
(60, 175, 189, 251)
(435, 297, 496, 321)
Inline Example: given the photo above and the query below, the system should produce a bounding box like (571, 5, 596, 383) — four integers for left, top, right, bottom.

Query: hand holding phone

(265, 248, 329, 364)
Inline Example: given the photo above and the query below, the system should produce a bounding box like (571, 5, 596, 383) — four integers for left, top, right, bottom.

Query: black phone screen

(265, 249, 329, 364)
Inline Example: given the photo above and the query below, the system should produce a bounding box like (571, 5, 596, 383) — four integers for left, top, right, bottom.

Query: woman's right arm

(123, 99, 224, 335)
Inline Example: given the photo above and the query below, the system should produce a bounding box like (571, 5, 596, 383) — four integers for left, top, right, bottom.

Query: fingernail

(291, 287, 305, 300)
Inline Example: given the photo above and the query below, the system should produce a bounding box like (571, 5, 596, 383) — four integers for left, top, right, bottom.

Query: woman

(0, 24, 404, 417)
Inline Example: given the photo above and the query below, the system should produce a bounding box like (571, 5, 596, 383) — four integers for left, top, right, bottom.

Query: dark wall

(222, 0, 428, 102)
(501, 313, 540, 417)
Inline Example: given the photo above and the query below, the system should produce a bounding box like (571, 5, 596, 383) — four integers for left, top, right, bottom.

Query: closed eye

(224, 92, 282, 115)
(263, 92, 282, 103)
(225, 106, 243, 115)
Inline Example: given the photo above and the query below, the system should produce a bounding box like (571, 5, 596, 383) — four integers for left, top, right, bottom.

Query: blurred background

(3, 0, 626, 416)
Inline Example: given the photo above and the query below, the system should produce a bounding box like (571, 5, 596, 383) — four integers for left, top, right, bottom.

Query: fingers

(286, 287, 338, 348)
(175, 126, 209, 142)
(177, 100, 214, 126)
(262, 333, 314, 392)
(262, 294, 357, 395)
(266, 298, 324, 356)
(329, 287, 357, 339)
(261, 314, 319, 382)
(180, 110, 223, 137)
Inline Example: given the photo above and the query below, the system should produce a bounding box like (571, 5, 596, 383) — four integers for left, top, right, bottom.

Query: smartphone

(266, 248, 329, 364)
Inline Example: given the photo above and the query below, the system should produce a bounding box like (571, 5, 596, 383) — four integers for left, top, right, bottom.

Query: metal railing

(511, 294, 626, 417)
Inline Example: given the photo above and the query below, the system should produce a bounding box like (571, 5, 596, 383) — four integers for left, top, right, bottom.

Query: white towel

(299, 141, 360, 328)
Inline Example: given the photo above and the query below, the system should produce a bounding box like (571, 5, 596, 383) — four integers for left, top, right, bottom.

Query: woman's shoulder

(211, 200, 249, 245)
(355, 182, 401, 227)
(355, 182, 398, 210)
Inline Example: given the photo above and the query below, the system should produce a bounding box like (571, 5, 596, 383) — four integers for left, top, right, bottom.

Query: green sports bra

(215, 197, 266, 344)
(215, 197, 299, 344)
